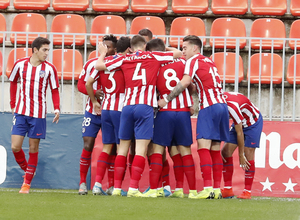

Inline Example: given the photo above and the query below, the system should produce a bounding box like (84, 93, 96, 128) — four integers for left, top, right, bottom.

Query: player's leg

(161, 150, 171, 197)
(169, 146, 184, 198)
(106, 144, 117, 195)
(128, 140, 135, 177)
(210, 141, 223, 199)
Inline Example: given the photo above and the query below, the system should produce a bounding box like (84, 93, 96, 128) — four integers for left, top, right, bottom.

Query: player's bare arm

(235, 123, 250, 170)
(166, 47, 182, 59)
(86, 76, 101, 115)
(95, 42, 108, 71)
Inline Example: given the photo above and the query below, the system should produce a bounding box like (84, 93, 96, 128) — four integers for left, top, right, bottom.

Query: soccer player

(138, 28, 153, 42)
(86, 36, 131, 195)
(95, 35, 182, 197)
(158, 35, 230, 199)
(77, 35, 117, 195)
(9, 37, 60, 194)
(221, 91, 263, 199)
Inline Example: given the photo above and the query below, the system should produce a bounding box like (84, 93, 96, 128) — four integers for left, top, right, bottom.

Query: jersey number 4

(132, 63, 146, 85)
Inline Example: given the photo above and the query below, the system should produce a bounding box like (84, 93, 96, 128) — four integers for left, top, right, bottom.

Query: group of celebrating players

(9, 29, 263, 200)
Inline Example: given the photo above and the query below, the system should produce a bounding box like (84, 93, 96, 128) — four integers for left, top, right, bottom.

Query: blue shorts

(82, 111, 101, 138)
(228, 113, 263, 148)
(119, 104, 153, 140)
(196, 103, 230, 142)
(101, 110, 121, 144)
(153, 111, 193, 147)
(11, 113, 46, 139)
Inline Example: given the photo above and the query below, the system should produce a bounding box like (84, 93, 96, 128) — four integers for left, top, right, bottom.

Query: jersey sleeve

(151, 51, 174, 64)
(105, 56, 124, 72)
(48, 64, 60, 90)
(227, 101, 243, 125)
(9, 61, 20, 83)
(184, 57, 198, 79)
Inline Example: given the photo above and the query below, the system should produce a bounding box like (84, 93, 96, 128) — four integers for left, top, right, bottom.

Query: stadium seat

(130, 16, 166, 42)
(287, 55, 300, 84)
(291, 0, 300, 16)
(52, 49, 83, 80)
(88, 50, 98, 60)
(13, 0, 50, 10)
(131, 0, 167, 13)
(51, 14, 86, 46)
(248, 53, 283, 84)
(90, 15, 126, 46)
(0, 51, 2, 76)
(169, 17, 206, 48)
(210, 18, 246, 49)
(289, 20, 300, 50)
(250, 18, 286, 50)
(172, 0, 208, 14)
(210, 52, 244, 83)
(0, 0, 9, 9)
(211, 0, 248, 15)
(6, 48, 32, 77)
(92, 0, 129, 12)
(0, 14, 5, 44)
(52, 0, 89, 11)
(250, 0, 287, 16)
(10, 13, 47, 45)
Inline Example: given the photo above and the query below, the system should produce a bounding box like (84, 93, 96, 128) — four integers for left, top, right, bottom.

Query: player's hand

(239, 154, 250, 170)
(158, 99, 167, 108)
(53, 112, 60, 124)
(189, 106, 195, 116)
(95, 89, 104, 102)
(11, 108, 14, 115)
(93, 101, 102, 115)
(98, 42, 108, 56)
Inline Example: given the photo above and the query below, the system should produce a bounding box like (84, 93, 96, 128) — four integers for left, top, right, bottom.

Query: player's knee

(11, 145, 22, 152)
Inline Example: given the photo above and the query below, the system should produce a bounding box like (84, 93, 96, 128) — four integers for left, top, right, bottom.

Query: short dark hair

(146, 38, 165, 52)
(138, 28, 153, 40)
(116, 36, 131, 53)
(103, 34, 118, 48)
(31, 37, 50, 53)
(131, 35, 146, 49)
(183, 35, 202, 49)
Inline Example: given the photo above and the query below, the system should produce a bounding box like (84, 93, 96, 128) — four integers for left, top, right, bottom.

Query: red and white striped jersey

(184, 53, 226, 110)
(9, 57, 59, 118)
(78, 58, 101, 115)
(157, 58, 192, 111)
(91, 55, 125, 111)
(105, 50, 174, 107)
(224, 92, 260, 128)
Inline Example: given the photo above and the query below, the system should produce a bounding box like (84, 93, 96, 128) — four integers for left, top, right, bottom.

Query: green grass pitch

(1, 188, 300, 220)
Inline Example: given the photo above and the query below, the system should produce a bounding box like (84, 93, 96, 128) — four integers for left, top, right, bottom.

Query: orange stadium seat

(0, 14, 6, 44)
(248, 53, 283, 84)
(287, 55, 300, 84)
(6, 48, 32, 77)
(130, 16, 165, 41)
(90, 15, 126, 46)
(131, 0, 167, 13)
(52, 49, 83, 80)
(250, 18, 285, 50)
(51, 14, 86, 46)
(13, 0, 50, 10)
(52, 0, 89, 11)
(210, 17, 246, 49)
(211, 0, 248, 15)
(172, 0, 208, 14)
(88, 50, 98, 60)
(0, 51, 2, 76)
(0, 0, 9, 9)
(289, 20, 300, 50)
(92, 0, 129, 12)
(10, 13, 47, 45)
(250, 0, 287, 16)
(169, 17, 206, 48)
(291, 0, 300, 16)
(211, 52, 244, 83)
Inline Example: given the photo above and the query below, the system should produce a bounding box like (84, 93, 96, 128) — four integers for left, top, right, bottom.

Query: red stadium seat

(287, 55, 300, 84)
(90, 15, 126, 46)
(250, 18, 285, 50)
(210, 17, 246, 49)
(289, 20, 300, 50)
(131, 0, 167, 13)
(0, 14, 6, 44)
(13, 0, 50, 10)
(51, 14, 86, 46)
(250, 0, 287, 16)
(130, 16, 165, 42)
(6, 48, 32, 77)
(211, 0, 248, 15)
(169, 17, 206, 48)
(52, 0, 89, 11)
(10, 13, 47, 45)
(247, 53, 283, 84)
(291, 0, 300, 16)
(92, 0, 129, 12)
(172, 0, 208, 14)
(0, 0, 9, 9)
(52, 49, 83, 80)
(210, 52, 244, 83)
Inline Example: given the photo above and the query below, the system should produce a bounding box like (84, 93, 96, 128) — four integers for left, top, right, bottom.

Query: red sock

(13, 149, 27, 172)
(198, 148, 212, 187)
(182, 154, 196, 190)
(79, 149, 92, 184)
(223, 156, 234, 187)
(245, 160, 255, 191)
(25, 152, 38, 185)
(107, 154, 116, 188)
(95, 152, 109, 183)
(171, 154, 184, 188)
(128, 153, 134, 177)
(162, 160, 170, 187)
(210, 150, 223, 188)
(149, 153, 163, 189)
(114, 155, 127, 188)
(129, 155, 145, 189)
(147, 154, 152, 184)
